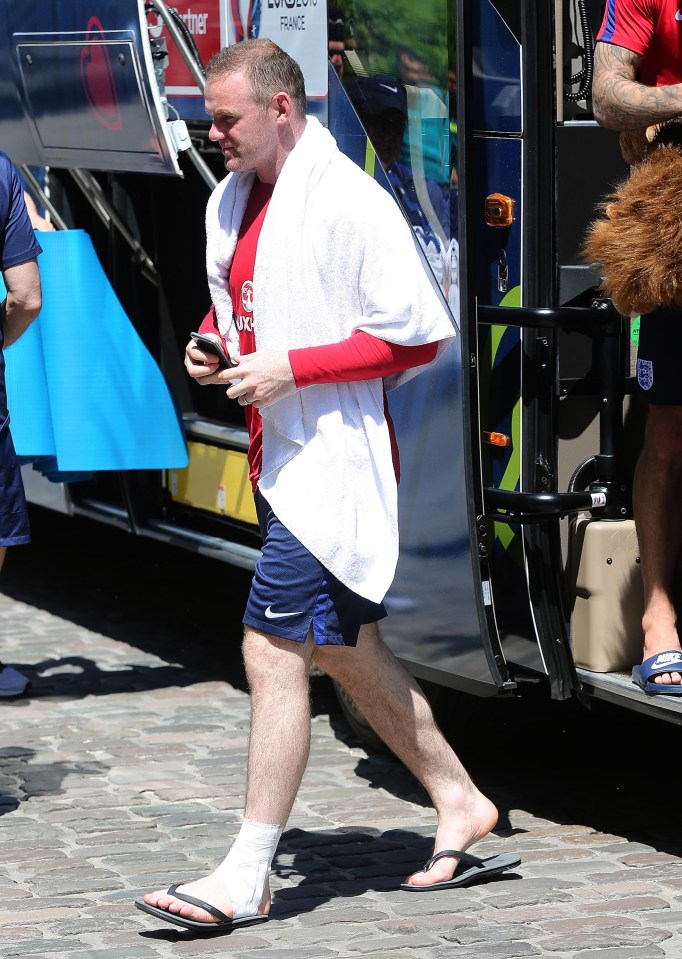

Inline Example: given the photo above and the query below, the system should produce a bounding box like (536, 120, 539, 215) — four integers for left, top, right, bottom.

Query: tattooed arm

(593, 42, 682, 130)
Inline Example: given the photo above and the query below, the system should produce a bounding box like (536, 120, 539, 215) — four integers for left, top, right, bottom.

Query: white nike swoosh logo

(379, 83, 399, 93)
(676, 9, 682, 19)
(264, 606, 303, 619)
(651, 656, 682, 668)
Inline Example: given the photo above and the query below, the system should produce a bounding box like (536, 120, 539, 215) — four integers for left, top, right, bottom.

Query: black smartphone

(190, 332, 234, 369)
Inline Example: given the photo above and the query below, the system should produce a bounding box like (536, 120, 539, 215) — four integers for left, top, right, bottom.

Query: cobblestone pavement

(1, 509, 682, 959)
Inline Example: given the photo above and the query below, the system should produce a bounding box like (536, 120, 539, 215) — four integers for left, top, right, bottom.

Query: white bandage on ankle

(221, 819, 283, 919)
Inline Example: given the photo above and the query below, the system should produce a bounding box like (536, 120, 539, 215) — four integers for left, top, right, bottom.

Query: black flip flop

(134, 882, 269, 932)
(400, 848, 521, 891)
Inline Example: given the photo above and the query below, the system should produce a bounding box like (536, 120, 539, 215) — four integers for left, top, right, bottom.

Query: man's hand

(184, 337, 225, 385)
(221, 350, 296, 409)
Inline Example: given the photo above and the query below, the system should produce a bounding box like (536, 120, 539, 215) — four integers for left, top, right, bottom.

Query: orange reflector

(484, 193, 515, 228)
(482, 431, 511, 447)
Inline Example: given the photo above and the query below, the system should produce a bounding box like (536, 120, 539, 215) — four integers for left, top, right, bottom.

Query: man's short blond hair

(206, 38, 307, 116)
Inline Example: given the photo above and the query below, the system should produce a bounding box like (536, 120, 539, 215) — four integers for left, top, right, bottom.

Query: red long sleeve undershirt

(197, 307, 437, 385)
(289, 329, 437, 387)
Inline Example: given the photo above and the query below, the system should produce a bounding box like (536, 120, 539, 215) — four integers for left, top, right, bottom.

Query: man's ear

(272, 91, 292, 121)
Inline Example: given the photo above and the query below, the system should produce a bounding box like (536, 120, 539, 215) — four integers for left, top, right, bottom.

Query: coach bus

(1, 0, 671, 734)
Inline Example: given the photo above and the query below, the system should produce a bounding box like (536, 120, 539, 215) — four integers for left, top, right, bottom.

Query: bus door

(457, 1, 586, 700)
(462, 0, 589, 701)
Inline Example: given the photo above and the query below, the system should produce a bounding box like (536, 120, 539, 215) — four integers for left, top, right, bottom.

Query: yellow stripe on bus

(491, 285, 522, 551)
(364, 139, 376, 177)
(167, 441, 257, 525)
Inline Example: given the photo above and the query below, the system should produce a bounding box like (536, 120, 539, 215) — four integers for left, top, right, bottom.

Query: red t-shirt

(227, 177, 273, 489)
(597, 0, 682, 86)
(198, 180, 440, 491)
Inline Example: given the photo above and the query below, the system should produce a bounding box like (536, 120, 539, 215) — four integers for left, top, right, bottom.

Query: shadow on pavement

(134, 825, 523, 941)
(0, 745, 108, 816)
(0, 506, 252, 695)
(330, 677, 682, 862)
(4, 508, 682, 867)
(437, 688, 682, 860)
(1, 655, 213, 704)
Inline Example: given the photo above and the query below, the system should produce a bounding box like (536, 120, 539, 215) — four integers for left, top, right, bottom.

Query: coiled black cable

(565, 0, 594, 102)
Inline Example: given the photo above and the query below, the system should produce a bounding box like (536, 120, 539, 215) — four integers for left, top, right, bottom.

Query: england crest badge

(637, 358, 654, 391)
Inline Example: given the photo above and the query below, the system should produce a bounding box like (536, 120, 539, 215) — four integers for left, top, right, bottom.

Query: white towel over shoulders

(206, 117, 455, 602)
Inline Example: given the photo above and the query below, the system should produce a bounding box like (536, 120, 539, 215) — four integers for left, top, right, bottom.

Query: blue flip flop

(632, 650, 682, 695)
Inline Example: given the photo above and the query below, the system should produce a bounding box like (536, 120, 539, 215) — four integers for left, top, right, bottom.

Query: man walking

(137, 39, 518, 932)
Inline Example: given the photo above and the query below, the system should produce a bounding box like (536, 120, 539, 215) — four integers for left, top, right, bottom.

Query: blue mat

(3, 230, 187, 480)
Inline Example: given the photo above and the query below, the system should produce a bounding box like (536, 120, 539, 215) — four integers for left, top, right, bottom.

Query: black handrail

(478, 303, 619, 332)
(484, 488, 606, 524)
(480, 299, 626, 519)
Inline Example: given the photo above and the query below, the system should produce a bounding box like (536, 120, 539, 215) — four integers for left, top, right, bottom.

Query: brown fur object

(618, 128, 650, 166)
(584, 120, 682, 316)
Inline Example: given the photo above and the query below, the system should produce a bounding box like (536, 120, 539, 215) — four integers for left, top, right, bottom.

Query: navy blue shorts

(636, 308, 682, 405)
(243, 491, 387, 647)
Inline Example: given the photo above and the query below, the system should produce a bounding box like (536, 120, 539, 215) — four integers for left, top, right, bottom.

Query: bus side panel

(384, 343, 499, 694)
(328, 64, 502, 695)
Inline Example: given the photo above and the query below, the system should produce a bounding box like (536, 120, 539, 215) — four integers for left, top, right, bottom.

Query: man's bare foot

(402, 786, 499, 887)
(142, 871, 270, 925)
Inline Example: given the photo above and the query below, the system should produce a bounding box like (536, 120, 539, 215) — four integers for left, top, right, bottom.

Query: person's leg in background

(0, 545, 30, 697)
(633, 404, 682, 685)
(633, 309, 682, 688)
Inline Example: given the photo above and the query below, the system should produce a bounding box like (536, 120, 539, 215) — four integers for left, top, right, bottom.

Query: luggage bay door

(0, 0, 183, 176)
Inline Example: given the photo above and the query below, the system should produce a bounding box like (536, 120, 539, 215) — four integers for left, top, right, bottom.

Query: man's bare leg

(313, 623, 498, 887)
(142, 628, 315, 922)
(633, 404, 682, 686)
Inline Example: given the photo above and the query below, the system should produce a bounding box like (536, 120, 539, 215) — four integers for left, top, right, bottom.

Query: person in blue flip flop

(136, 39, 520, 934)
(593, 1, 682, 695)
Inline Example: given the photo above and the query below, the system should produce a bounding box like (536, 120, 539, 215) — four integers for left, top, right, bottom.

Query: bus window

(332, 0, 458, 319)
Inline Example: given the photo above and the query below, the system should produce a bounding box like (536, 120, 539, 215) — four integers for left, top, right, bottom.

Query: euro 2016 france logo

(637, 358, 653, 391)
(241, 280, 254, 313)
